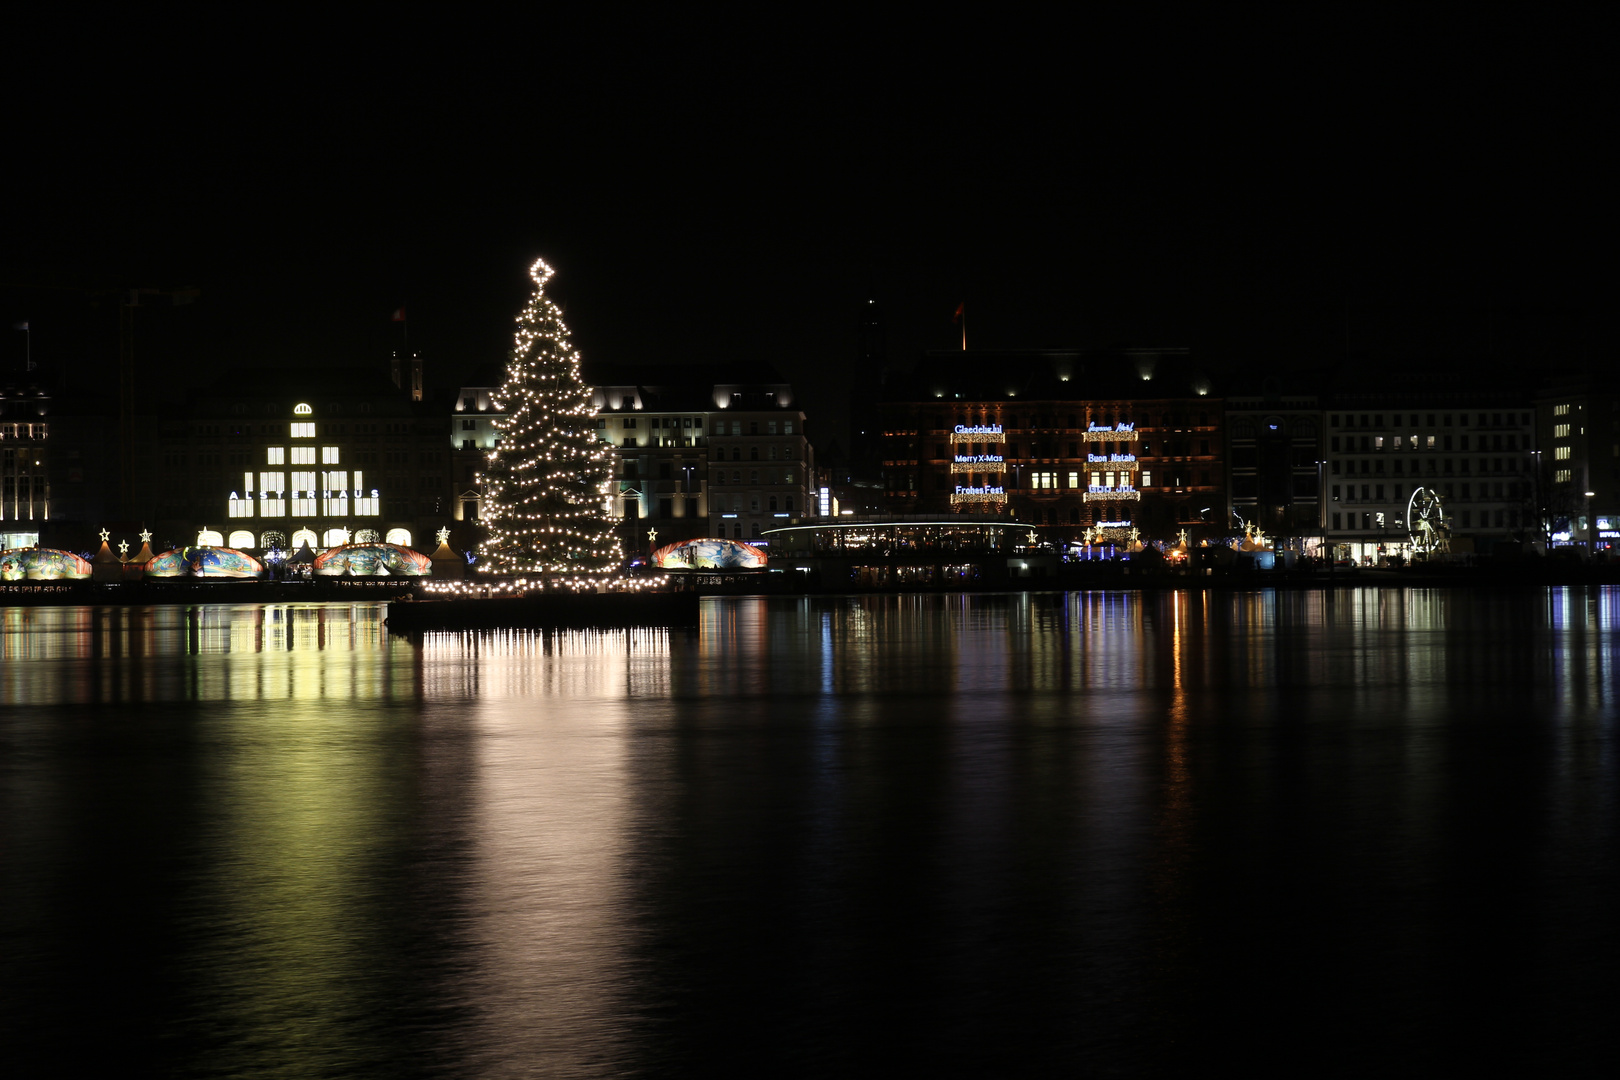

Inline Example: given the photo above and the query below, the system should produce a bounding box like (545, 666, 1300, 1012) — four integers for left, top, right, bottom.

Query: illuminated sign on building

(1083, 485, 1141, 502)
(951, 484, 1007, 505)
(952, 424, 1003, 443)
(955, 454, 1004, 463)
(1086, 453, 1138, 468)
(1084, 422, 1137, 442)
(819, 486, 831, 517)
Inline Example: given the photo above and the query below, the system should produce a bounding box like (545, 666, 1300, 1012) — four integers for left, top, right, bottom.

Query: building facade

(590, 376, 814, 547)
(1535, 378, 1619, 552)
(1224, 386, 1322, 541)
(0, 380, 53, 549)
(1322, 388, 1537, 560)
(879, 351, 1226, 544)
(132, 370, 455, 554)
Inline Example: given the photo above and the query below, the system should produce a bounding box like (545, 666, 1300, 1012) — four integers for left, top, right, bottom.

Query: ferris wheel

(1407, 487, 1449, 556)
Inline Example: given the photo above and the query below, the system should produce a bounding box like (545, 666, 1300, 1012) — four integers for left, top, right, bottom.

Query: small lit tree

(476, 258, 622, 586)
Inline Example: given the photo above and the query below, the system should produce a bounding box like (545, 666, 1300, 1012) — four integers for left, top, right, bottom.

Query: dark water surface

(2, 590, 1617, 1076)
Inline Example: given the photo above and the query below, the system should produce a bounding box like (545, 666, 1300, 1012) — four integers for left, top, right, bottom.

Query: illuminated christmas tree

(476, 258, 622, 585)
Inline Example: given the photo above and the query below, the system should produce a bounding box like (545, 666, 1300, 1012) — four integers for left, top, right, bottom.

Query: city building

(0, 379, 53, 549)
(878, 350, 1225, 545)
(448, 370, 506, 527)
(591, 378, 715, 552)
(1224, 381, 1322, 543)
(1535, 377, 1619, 552)
(1321, 378, 1537, 561)
(589, 370, 814, 547)
(131, 369, 455, 553)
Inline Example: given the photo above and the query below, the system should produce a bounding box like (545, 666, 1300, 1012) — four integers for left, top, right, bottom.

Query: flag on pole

(391, 308, 407, 322)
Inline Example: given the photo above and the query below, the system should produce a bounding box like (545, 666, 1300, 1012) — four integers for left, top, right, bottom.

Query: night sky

(5, 14, 1611, 450)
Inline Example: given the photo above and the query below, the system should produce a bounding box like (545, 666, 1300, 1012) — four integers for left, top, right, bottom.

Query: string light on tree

(475, 258, 623, 587)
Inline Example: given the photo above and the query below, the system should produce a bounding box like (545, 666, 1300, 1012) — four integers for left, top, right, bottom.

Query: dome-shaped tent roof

(312, 542, 432, 577)
(650, 537, 767, 570)
(145, 547, 265, 579)
(0, 547, 93, 581)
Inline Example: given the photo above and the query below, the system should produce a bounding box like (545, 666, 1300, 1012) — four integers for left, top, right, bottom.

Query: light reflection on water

(1, 590, 1617, 1076)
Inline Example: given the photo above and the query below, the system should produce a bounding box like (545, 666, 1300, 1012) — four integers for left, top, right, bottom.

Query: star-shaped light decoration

(140, 529, 152, 544)
(118, 541, 129, 557)
(99, 528, 110, 543)
(1027, 529, 1039, 546)
(436, 526, 451, 545)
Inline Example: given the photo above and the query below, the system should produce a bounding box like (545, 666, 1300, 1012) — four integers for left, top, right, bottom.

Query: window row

(1331, 509, 1521, 530)
(1332, 457, 1523, 476)
(1332, 481, 1524, 503)
(1331, 412, 1531, 429)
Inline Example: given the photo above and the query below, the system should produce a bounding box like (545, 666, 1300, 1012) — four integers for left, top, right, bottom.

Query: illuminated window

(291, 471, 317, 515)
(259, 471, 285, 493)
(1555, 469, 1572, 484)
(266, 447, 285, 465)
(291, 446, 315, 465)
(322, 471, 349, 516)
(355, 490, 380, 515)
(1033, 471, 1057, 489)
(260, 495, 285, 516)
(291, 528, 318, 550)
(1068, 471, 1079, 488)
(291, 422, 315, 438)
(1554, 423, 1571, 438)
(322, 446, 340, 464)
(1426, 435, 1435, 449)
(1140, 471, 1151, 487)
(1553, 404, 1569, 416)
(386, 528, 411, 546)
(228, 530, 255, 549)
(227, 493, 255, 518)
(1555, 446, 1571, 460)
(196, 528, 224, 547)
(323, 528, 349, 548)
